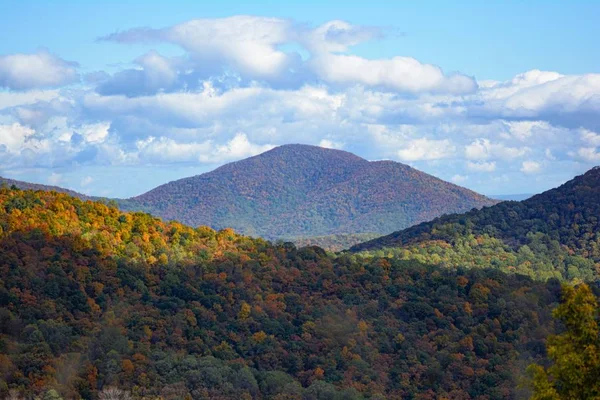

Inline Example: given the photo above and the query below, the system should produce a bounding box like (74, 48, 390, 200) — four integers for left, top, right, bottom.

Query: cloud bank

(1, 16, 600, 197)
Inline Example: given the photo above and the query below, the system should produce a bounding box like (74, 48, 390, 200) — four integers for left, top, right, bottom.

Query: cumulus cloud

(96, 51, 182, 97)
(135, 136, 213, 164)
(0, 51, 79, 90)
(199, 133, 275, 163)
(0, 123, 36, 152)
(397, 138, 456, 161)
(2, 16, 600, 197)
(520, 160, 542, 174)
(48, 172, 63, 185)
(466, 161, 496, 172)
(0, 89, 61, 110)
(100, 17, 475, 94)
(473, 71, 600, 131)
(573, 147, 600, 163)
(581, 129, 600, 146)
(306, 20, 476, 94)
(311, 53, 476, 94)
(319, 139, 344, 149)
(81, 176, 94, 187)
(102, 16, 296, 82)
(464, 139, 529, 160)
(451, 174, 468, 184)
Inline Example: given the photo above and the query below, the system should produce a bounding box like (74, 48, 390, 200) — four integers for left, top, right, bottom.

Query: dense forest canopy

(351, 167, 600, 282)
(0, 186, 568, 399)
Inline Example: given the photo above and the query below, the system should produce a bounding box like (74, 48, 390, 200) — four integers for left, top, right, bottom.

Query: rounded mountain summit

(122, 144, 498, 240)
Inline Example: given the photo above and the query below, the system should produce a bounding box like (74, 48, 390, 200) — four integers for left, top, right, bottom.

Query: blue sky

(1, 0, 600, 197)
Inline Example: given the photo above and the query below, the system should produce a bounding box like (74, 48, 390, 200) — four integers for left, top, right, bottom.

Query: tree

(42, 389, 63, 400)
(98, 387, 132, 400)
(527, 283, 600, 399)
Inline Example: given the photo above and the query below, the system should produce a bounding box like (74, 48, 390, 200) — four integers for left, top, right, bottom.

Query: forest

(119, 145, 497, 240)
(352, 167, 600, 282)
(0, 186, 580, 399)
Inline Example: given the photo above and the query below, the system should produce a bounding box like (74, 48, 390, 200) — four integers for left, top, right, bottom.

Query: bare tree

(6, 389, 24, 400)
(98, 387, 132, 400)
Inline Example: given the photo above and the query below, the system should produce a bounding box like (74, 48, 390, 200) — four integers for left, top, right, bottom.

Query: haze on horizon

(1, 0, 599, 198)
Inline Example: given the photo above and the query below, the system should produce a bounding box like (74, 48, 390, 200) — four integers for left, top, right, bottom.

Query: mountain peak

(255, 143, 367, 163)
(124, 146, 497, 239)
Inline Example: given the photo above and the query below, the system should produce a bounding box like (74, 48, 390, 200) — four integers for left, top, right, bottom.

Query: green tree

(42, 390, 63, 400)
(527, 283, 600, 399)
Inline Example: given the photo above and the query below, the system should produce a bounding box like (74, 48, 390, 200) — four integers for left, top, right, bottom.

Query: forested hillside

(121, 145, 497, 240)
(351, 167, 600, 281)
(0, 177, 90, 201)
(0, 187, 561, 399)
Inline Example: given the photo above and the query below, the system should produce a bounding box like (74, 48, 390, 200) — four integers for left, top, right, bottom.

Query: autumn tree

(527, 283, 600, 399)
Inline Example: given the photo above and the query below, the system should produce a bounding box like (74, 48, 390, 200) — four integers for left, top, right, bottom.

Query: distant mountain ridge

(351, 166, 600, 253)
(121, 144, 498, 239)
(0, 176, 91, 200)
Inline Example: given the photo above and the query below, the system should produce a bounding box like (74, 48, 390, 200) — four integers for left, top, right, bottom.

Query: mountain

(0, 176, 90, 200)
(0, 186, 560, 399)
(121, 144, 498, 239)
(350, 167, 600, 281)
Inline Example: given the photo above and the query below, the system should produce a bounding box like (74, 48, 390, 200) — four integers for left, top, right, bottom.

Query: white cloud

(0, 51, 79, 90)
(466, 161, 496, 172)
(574, 147, 600, 163)
(478, 70, 563, 102)
(199, 133, 275, 163)
(581, 129, 600, 146)
(103, 17, 475, 95)
(503, 74, 600, 114)
(397, 138, 456, 161)
(78, 122, 110, 143)
(3, 16, 600, 197)
(474, 72, 600, 130)
(503, 120, 552, 141)
(0, 123, 36, 152)
(306, 20, 475, 94)
(465, 139, 529, 160)
(104, 16, 294, 79)
(81, 176, 94, 186)
(136, 136, 213, 164)
(48, 172, 63, 185)
(0, 89, 60, 111)
(319, 139, 343, 149)
(131, 133, 274, 165)
(451, 174, 468, 184)
(520, 161, 542, 174)
(311, 53, 476, 94)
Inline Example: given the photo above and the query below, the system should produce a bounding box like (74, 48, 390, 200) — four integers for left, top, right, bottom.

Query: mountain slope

(0, 176, 91, 200)
(350, 167, 600, 281)
(122, 144, 497, 239)
(0, 186, 559, 399)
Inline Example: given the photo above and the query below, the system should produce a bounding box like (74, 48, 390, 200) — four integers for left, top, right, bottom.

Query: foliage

(0, 187, 560, 399)
(527, 283, 600, 399)
(352, 167, 600, 281)
(0, 176, 90, 201)
(120, 144, 497, 239)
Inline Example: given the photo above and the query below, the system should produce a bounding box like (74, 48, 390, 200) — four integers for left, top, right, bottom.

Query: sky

(1, 0, 600, 198)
